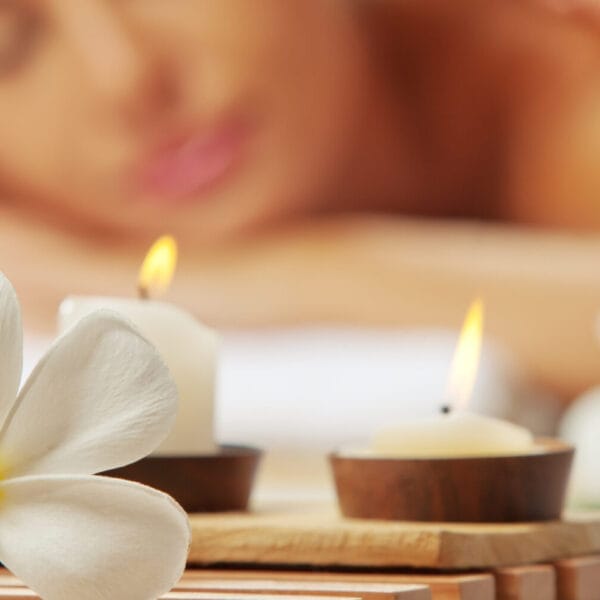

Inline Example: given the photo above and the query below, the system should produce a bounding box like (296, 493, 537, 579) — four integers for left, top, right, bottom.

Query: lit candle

(58, 236, 218, 456)
(372, 299, 536, 457)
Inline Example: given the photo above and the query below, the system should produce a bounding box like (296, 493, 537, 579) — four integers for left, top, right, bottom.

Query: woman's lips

(134, 120, 248, 203)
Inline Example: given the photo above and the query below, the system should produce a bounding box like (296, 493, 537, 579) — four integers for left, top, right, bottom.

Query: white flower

(0, 273, 190, 599)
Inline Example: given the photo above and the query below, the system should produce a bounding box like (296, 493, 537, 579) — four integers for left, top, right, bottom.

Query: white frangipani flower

(0, 273, 190, 599)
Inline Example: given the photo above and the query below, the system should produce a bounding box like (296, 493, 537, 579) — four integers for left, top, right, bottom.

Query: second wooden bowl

(330, 438, 574, 522)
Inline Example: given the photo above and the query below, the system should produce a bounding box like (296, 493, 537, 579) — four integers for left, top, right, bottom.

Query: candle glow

(446, 297, 484, 411)
(60, 232, 218, 455)
(371, 296, 535, 458)
(138, 235, 178, 299)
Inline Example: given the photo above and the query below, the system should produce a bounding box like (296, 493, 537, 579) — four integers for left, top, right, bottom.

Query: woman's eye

(0, 1, 41, 76)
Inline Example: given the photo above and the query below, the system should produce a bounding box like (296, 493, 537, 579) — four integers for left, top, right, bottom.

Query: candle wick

(440, 404, 452, 415)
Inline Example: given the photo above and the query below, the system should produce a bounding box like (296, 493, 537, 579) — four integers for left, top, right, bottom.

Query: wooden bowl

(103, 445, 262, 513)
(330, 438, 574, 522)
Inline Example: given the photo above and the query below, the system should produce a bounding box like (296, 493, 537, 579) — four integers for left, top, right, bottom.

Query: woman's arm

(4, 209, 599, 401)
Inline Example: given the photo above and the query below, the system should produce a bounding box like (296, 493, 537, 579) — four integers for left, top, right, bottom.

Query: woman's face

(0, 0, 371, 242)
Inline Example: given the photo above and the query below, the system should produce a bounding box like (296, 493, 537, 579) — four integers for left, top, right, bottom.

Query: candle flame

(446, 298, 484, 411)
(137, 235, 178, 299)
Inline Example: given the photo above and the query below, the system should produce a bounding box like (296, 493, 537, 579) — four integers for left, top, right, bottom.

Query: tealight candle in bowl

(59, 236, 262, 512)
(330, 299, 574, 522)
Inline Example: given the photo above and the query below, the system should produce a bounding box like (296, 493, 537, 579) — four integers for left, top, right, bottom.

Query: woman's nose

(57, 0, 175, 129)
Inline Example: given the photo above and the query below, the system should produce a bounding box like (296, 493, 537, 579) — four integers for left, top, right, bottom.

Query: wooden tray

(188, 508, 600, 570)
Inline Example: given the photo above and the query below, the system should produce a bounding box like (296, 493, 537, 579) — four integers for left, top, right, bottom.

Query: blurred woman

(2, 0, 600, 397)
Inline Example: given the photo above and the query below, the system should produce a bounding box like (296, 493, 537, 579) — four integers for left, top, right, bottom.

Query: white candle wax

(372, 411, 535, 458)
(59, 296, 217, 456)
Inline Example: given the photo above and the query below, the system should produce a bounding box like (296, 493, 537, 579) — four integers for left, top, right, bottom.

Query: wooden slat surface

(182, 569, 494, 600)
(0, 571, 429, 600)
(494, 565, 556, 600)
(1, 557, 599, 599)
(0, 594, 359, 600)
(173, 579, 430, 600)
(554, 555, 600, 600)
(0, 591, 36, 599)
(0, 575, 19, 589)
(0, 591, 368, 600)
(188, 510, 600, 569)
(0, 588, 420, 600)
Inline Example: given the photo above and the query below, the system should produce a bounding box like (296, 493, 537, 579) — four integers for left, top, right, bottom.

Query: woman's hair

(353, 0, 497, 220)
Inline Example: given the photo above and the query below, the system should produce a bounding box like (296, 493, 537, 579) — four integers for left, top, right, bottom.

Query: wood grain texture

(103, 446, 262, 513)
(0, 587, 414, 600)
(188, 510, 600, 569)
(0, 593, 366, 600)
(0, 591, 36, 599)
(330, 440, 573, 523)
(494, 565, 556, 600)
(163, 595, 367, 600)
(554, 555, 600, 600)
(0, 570, 429, 600)
(0, 574, 20, 588)
(170, 584, 430, 600)
(181, 569, 493, 600)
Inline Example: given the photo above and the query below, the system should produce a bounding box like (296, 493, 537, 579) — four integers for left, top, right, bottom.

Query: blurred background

(5, 0, 600, 505)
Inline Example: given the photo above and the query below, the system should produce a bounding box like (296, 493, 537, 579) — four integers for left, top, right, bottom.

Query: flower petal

(0, 311, 177, 477)
(0, 474, 190, 600)
(0, 273, 22, 426)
